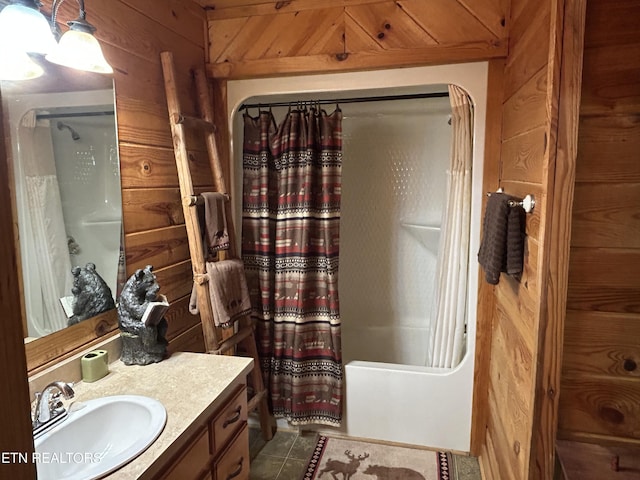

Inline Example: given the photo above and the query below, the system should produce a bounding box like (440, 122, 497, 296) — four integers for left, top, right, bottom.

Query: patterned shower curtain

(242, 107, 343, 426)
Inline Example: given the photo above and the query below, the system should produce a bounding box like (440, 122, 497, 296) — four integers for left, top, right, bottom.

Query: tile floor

(248, 428, 482, 480)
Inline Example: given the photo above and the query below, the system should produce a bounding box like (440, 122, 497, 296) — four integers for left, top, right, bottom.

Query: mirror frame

(25, 310, 118, 373)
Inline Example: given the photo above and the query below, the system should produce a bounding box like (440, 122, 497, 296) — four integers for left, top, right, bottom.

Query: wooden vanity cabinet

(158, 385, 249, 480)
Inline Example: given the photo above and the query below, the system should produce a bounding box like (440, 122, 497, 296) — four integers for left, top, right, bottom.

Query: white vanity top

(69, 352, 253, 479)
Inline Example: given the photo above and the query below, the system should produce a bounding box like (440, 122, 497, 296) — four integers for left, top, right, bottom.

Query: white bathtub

(335, 323, 474, 452)
(342, 355, 474, 452)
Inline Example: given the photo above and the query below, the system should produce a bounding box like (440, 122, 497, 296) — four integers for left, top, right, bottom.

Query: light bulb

(0, 48, 43, 80)
(0, 4, 57, 55)
(45, 29, 113, 74)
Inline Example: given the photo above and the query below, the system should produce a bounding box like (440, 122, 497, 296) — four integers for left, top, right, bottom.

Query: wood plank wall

(558, 0, 640, 448)
(201, 0, 509, 79)
(0, 90, 36, 477)
(56, 0, 211, 355)
(478, 0, 556, 476)
(477, 0, 586, 478)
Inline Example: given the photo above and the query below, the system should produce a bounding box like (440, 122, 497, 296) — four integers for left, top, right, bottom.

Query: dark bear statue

(117, 265, 168, 365)
(68, 263, 115, 327)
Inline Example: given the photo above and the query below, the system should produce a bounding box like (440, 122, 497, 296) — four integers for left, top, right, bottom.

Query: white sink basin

(35, 395, 167, 480)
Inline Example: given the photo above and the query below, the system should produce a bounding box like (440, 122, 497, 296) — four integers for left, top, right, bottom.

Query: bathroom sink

(34, 395, 167, 480)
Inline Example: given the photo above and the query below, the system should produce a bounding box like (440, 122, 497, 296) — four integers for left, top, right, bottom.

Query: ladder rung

(171, 113, 216, 132)
(183, 193, 229, 207)
(208, 325, 253, 355)
(247, 390, 268, 412)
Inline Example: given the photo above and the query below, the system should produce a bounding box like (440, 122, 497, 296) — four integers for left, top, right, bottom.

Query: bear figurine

(68, 263, 115, 327)
(118, 265, 168, 365)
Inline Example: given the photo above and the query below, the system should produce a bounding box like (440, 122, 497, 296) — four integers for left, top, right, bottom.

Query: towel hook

(507, 194, 536, 213)
(521, 194, 535, 213)
(486, 190, 536, 214)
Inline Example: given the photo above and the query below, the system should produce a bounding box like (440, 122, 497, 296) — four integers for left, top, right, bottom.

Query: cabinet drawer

(214, 424, 249, 480)
(211, 386, 247, 452)
(162, 427, 211, 480)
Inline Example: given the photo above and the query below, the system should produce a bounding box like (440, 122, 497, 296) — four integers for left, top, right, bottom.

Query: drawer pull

(223, 406, 242, 428)
(226, 457, 244, 480)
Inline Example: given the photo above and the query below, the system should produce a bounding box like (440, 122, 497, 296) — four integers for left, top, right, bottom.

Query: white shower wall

(51, 115, 121, 293)
(339, 98, 452, 366)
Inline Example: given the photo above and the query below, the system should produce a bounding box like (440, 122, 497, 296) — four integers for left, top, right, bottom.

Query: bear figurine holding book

(118, 265, 170, 365)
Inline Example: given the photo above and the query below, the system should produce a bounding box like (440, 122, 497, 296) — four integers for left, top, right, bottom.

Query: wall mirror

(1, 58, 122, 370)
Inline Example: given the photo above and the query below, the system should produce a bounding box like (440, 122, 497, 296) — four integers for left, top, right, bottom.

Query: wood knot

(95, 320, 111, 336)
(600, 407, 625, 424)
(611, 455, 620, 472)
(335, 53, 349, 61)
(623, 358, 637, 371)
(275, 1, 291, 10)
(377, 32, 385, 39)
(384, 23, 391, 29)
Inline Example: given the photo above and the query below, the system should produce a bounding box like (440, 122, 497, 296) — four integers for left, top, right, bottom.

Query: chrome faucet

(32, 381, 75, 436)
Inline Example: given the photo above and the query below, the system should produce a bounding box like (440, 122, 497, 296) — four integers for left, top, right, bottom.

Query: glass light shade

(0, 48, 43, 80)
(45, 30, 113, 74)
(0, 4, 57, 55)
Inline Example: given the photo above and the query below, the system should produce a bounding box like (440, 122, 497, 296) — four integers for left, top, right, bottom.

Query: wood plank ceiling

(198, 0, 508, 78)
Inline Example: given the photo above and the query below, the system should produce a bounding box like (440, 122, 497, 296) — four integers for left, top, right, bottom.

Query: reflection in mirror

(1, 64, 123, 341)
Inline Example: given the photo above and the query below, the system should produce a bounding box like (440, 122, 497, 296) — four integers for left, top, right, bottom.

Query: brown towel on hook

(189, 259, 252, 327)
(199, 192, 229, 258)
(478, 192, 526, 285)
(506, 204, 526, 278)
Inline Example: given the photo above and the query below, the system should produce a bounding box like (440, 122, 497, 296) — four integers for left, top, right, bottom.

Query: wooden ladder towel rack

(160, 51, 273, 441)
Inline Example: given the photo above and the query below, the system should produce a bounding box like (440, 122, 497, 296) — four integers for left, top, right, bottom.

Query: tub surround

(31, 349, 252, 479)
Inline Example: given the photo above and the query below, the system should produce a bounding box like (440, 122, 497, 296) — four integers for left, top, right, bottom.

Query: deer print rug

(302, 435, 452, 480)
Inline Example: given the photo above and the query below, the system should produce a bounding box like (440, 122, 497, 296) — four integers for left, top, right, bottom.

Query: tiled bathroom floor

(248, 428, 482, 480)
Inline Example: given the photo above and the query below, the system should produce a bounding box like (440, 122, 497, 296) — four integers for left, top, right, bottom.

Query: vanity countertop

(70, 351, 253, 479)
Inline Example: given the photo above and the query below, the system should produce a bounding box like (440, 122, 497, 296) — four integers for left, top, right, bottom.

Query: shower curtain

(242, 107, 343, 426)
(429, 85, 474, 369)
(20, 112, 73, 335)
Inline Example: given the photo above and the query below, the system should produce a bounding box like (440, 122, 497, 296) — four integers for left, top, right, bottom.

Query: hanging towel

(505, 204, 526, 279)
(189, 259, 252, 327)
(477, 193, 526, 285)
(199, 192, 230, 257)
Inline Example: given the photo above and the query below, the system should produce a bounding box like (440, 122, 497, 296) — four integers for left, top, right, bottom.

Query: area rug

(302, 435, 453, 480)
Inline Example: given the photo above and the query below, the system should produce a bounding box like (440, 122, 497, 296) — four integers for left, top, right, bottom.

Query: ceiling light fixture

(0, 0, 57, 55)
(0, 48, 44, 80)
(45, 0, 113, 74)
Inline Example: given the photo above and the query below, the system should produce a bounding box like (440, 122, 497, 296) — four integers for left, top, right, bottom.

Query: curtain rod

(36, 111, 114, 120)
(239, 91, 449, 111)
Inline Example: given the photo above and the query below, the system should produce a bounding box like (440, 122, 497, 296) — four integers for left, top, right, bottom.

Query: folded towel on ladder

(198, 192, 230, 257)
(477, 192, 526, 285)
(189, 259, 252, 327)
